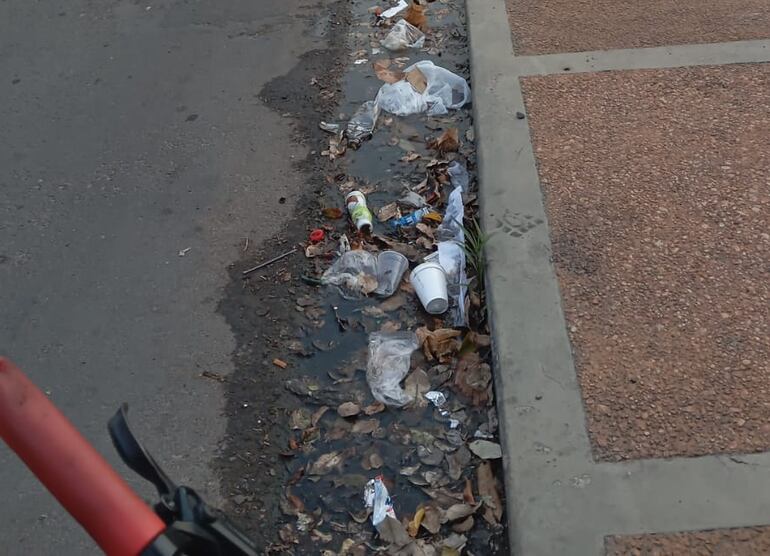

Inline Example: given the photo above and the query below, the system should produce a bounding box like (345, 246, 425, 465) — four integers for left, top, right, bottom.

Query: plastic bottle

(390, 207, 432, 229)
(345, 191, 373, 233)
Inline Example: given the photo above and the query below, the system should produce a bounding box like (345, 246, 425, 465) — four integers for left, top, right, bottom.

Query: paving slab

(606, 525, 770, 555)
(521, 63, 770, 461)
(506, 0, 770, 55)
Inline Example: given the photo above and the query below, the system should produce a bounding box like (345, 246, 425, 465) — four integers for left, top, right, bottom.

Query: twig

(242, 247, 297, 276)
(242, 237, 249, 252)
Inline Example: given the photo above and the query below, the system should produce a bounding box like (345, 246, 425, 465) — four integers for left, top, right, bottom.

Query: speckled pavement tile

(521, 64, 770, 461)
(606, 526, 770, 555)
(505, 0, 770, 55)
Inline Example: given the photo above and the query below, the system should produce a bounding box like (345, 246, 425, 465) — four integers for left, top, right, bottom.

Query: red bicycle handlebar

(0, 358, 166, 556)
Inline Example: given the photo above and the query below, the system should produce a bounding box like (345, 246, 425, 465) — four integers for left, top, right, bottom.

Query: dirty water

(216, 0, 507, 554)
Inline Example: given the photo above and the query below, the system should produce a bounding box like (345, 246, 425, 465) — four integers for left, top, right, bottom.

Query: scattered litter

(379, 0, 408, 19)
(365, 331, 419, 406)
(468, 439, 502, 460)
(381, 19, 425, 51)
(347, 101, 380, 149)
(411, 261, 449, 314)
(273, 358, 288, 369)
(345, 190, 373, 233)
(399, 190, 428, 208)
(308, 450, 347, 475)
(319, 121, 341, 134)
(390, 207, 433, 229)
(374, 250, 409, 297)
(376, 61, 470, 116)
(178, 247, 191, 257)
(309, 229, 325, 244)
(353, 58, 369, 65)
(364, 476, 396, 527)
(425, 391, 447, 407)
(242, 247, 298, 276)
(322, 249, 378, 299)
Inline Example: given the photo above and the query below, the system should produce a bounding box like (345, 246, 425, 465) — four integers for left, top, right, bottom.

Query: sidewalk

(467, 0, 770, 553)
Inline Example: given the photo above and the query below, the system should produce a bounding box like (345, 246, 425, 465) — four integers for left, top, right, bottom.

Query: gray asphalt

(0, 1, 324, 553)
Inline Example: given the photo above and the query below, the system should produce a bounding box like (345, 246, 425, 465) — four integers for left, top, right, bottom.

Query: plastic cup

(410, 261, 448, 314)
(375, 251, 409, 297)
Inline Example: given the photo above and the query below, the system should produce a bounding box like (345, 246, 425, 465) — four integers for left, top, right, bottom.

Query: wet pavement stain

(217, 0, 508, 553)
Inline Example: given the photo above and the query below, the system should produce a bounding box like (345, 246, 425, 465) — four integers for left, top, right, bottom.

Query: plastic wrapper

(434, 166, 468, 327)
(366, 331, 419, 407)
(381, 19, 425, 51)
(363, 476, 396, 527)
(447, 160, 470, 193)
(347, 101, 380, 149)
(322, 250, 378, 299)
(375, 60, 470, 116)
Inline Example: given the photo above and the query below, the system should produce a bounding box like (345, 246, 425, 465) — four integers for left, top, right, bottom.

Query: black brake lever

(108, 404, 178, 502)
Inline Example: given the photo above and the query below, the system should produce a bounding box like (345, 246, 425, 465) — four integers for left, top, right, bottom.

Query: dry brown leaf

(321, 207, 344, 219)
(363, 401, 386, 415)
(337, 402, 361, 417)
(377, 516, 412, 548)
(308, 451, 346, 475)
(452, 515, 474, 533)
(420, 505, 442, 534)
(311, 406, 329, 427)
(415, 327, 462, 362)
(379, 293, 406, 312)
(362, 450, 384, 470)
(415, 222, 435, 239)
(351, 418, 380, 434)
(377, 202, 400, 222)
(287, 492, 306, 513)
(404, 1, 428, 31)
(429, 128, 459, 155)
(441, 503, 478, 523)
(404, 369, 431, 406)
(405, 67, 427, 94)
(477, 462, 503, 525)
(463, 478, 476, 505)
(373, 59, 404, 84)
(453, 352, 492, 406)
(415, 236, 434, 250)
(290, 408, 311, 430)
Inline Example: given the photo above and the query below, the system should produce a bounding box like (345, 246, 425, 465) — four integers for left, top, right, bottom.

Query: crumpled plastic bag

(447, 160, 470, 193)
(347, 101, 380, 149)
(381, 19, 425, 51)
(322, 250, 378, 299)
(366, 331, 419, 407)
(375, 60, 470, 116)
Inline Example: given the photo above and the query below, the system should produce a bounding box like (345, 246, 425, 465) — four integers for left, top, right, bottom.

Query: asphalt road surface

(0, 1, 327, 552)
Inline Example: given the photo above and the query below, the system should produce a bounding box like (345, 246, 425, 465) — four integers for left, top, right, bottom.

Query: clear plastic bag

(375, 80, 427, 116)
(381, 19, 425, 51)
(366, 331, 419, 407)
(447, 160, 470, 193)
(347, 101, 380, 148)
(322, 250, 378, 299)
(375, 60, 470, 116)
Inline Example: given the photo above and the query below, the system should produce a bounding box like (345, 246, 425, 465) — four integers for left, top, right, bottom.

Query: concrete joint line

(513, 39, 770, 76)
(467, 0, 770, 553)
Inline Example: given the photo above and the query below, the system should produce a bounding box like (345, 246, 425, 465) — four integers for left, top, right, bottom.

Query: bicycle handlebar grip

(0, 358, 166, 556)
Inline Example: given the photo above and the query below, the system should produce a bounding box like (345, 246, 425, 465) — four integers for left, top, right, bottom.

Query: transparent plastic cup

(375, 251, 409, 297)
